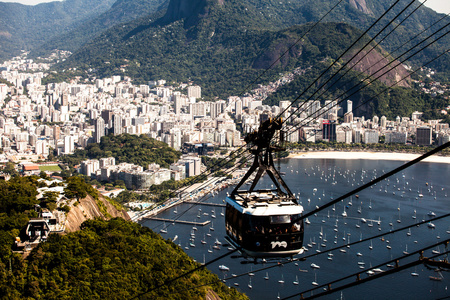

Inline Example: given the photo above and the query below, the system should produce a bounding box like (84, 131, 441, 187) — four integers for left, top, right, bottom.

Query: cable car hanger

(231, 117, 297, 207)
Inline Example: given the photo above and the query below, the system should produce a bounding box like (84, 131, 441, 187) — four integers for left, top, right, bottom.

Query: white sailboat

(160, 222, 168, 234)
(264, 272, 269, 280)
(403, 244, 409, 255)
(312, 272, 319, 286)
(293, 275, 299, 285)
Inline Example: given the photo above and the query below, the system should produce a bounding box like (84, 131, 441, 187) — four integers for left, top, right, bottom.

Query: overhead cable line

(279, 0, 437, 133)
(134, 0, 449, 296)
(149, 150, 254, 231)
(218, 212, 450, 281)
(285, 45, 450, 137)
(144, 0, 418, 228)
(165, 214, 450, 297)
(282, 245, 450, 299)
(299, 141, 450, 221)
(277, 0, 403, 118)
(234, 0, 346, 98)
(282, 23, 450, 135)
(145, 0, 350, 210)
(282, 29, 450, 137)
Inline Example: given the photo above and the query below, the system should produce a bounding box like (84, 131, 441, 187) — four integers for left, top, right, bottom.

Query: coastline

(288, 150, 450, 164)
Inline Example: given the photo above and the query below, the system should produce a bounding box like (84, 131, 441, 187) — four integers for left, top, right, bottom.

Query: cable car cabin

(225, 190, 305, 258)
(225, 117, 304, 258)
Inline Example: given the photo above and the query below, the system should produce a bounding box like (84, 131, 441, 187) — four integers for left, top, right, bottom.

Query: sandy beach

(289, 151, 450, 164)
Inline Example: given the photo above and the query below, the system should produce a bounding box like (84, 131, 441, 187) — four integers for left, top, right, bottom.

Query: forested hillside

(0, 0, 116, 61)
(60, 134, 181, 169)
(0, 176, 245, 299)
(31, 0, 167, 57)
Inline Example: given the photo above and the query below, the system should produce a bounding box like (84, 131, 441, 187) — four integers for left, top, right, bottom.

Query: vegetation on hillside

(0, 176, 245, 299)
(59, 134, 181, 170)
(265, 63, 450, 120)
(31, 0, 167, 58)
(0, 0, 116, 62)
(51, 0, 449, 90)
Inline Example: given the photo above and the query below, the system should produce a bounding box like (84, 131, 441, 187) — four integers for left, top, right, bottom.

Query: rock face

(348, 0, 372, 15)
(345, 49, 411, 88)
(161, 0, 207, 27)
(65, 194, 130, 232)
(160, 0, 223, 28)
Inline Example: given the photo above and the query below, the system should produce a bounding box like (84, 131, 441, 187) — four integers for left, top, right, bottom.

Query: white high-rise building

(64, 136, 75, 154)
(235, 99, 243, 119)
(346, 100, 353, 114)
(95, 117, 105, 143)
(187, 85, 201, 99)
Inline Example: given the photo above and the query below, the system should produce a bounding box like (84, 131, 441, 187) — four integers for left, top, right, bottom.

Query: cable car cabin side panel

(225, 197, 304, 258)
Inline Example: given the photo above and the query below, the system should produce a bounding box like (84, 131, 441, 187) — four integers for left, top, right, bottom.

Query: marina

(142, 157, 450, 299)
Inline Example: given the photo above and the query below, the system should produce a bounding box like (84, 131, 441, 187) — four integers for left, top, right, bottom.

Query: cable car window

(270, 215, 291, 224)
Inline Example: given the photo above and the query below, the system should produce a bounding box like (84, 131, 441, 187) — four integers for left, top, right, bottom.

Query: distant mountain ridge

(0, 0, 168, 61)
(0, 0, 116, 61)
(31, 0, 167, 57)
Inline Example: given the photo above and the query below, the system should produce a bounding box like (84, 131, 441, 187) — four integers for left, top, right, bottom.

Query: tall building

(112, 114, 123, 136)
(322, 120, 336, 142)
(343, 112, 353, 123)
(346, 100, 353, 114)
(190, 102, 206, 117)
(416, 126, 432, 145)
(53, 125, 60, 140)
(279, 100, 291, 118)
(235, 99, 243, 119)
(64, 136, 75, 154)
(380, 115, 387, 128)
(174, 94, 184, 115)
(364, 130, 379, 144)
(101, 110, 113, 125)
(187, 85, 201, 99)
(211, 101, 225, 119)
(94, 117, 105, 143)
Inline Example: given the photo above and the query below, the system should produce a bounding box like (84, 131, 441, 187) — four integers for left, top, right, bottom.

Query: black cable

(130, 3, 450, 298)
(279, 0, 436, 132)
(153, 46, 450, 292)
(299, 141, 450, 221)
(144, 0, 350, 208)
(277, 0, 403, 118)
(159, 214, 450, 297)
(149, 150, 254, 231)
(284, 40, 450, 137)
(236, 0, 346, 99)
(282, 247, 450, 300)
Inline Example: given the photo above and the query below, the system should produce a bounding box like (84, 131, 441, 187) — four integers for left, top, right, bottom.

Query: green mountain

(31, 0, 168, 57)
(0, 0, 117, 61)
(48, 0, 448, 118)
(0, 175, 246, 299)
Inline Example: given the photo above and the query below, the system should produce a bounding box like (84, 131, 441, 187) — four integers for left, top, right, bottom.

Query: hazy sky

(0, 0, 449, 14)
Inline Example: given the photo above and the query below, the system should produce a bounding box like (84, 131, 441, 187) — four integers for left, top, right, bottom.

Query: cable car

(225, 118, 305, 258)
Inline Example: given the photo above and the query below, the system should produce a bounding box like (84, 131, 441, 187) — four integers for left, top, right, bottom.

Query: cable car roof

(226, 192, 304, 216)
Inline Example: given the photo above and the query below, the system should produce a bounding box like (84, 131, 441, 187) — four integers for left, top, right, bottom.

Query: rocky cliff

(159, 0, 224, 28)
(345, 49, 411, 88)
(65, 194, 130, 232)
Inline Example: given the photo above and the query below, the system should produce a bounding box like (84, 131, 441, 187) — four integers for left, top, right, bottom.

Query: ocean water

(142, 157, 450, 300)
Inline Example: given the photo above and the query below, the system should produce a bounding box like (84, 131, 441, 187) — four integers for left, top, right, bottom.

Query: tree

(3, 162, 19, 177)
